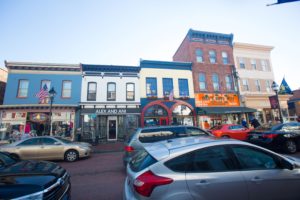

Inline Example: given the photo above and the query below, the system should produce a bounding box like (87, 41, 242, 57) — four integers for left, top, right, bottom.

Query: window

(165, 154, 190, 172)
(261, 60, 268, 71)
(126, 83, 135, 101)
(130, 150, 157, 172)
(41, 80, 51, 91)
(251, 59, 257, 70)
(266, 80, 271, 92)
(107, 82, 116, 101)
(17, 80, 29, 98)
(163, 78, 173, 96)
(146, 78, 157, 97)
(87, 82, 97, 101)
(212, 73, 220, 91)
(199, 73, 206, 90)
(231, 146, 279, 170)
(186, 127, 209, 136)
(62, 81, 72, 98)
(222, 51, 228, 64)
(196, 49, 203, 62)
(242, 79, 249, 91)
(225, 75, 234, 91)
(209, 50, 217, 63)
(18, 138, 41, 146)
(239, 58, 245, 69)
(178, 79, 189, 97)
(255, 80, 261, 91)
(42, 138, 56, 145)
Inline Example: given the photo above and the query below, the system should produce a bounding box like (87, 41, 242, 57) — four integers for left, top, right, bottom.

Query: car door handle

(195, 180, 209, 186)
(251, 176, 263, 183)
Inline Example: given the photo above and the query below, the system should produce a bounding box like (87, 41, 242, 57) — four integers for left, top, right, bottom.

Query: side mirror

(281, 159, 294, 170)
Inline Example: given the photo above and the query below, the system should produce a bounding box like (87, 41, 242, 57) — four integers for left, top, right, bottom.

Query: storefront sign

(269, 95, 279, 109)
(1, 112, 26, 120)
(96, 109, 126, 114)
(30, 113, 48, 122)
(81, 108, 140, 115)
(195, 93, 240, 107)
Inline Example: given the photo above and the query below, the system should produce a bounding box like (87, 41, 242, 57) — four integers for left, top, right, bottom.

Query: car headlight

(13, 191, 43, 200)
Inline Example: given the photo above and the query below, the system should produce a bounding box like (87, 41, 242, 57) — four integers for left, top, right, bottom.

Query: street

(58, 150, 300, 200)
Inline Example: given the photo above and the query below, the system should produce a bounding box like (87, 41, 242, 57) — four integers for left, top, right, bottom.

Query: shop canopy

(196, 107, 257, 115)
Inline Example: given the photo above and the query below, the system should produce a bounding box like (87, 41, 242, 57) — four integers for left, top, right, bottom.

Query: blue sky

(0, 0, 299, 89)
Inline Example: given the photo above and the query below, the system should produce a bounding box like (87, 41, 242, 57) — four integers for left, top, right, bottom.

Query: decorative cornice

(140, 59, 192, 70)
(187, 29, 234, 46)
(233, 42, 274, 51)
(82, 64, 140, 73)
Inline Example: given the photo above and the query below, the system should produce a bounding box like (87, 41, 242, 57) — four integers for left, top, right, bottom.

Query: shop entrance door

(159, 117, 168, 126)
(107, 116, 117, 141)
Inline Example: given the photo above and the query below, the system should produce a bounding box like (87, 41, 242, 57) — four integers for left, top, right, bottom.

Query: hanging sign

(30, 113, 48, 122)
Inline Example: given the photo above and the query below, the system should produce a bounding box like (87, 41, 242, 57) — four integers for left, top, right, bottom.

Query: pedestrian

(241, 118, 248, 128)
(250, 117, 261, 128)
(204, 120, 210, 130)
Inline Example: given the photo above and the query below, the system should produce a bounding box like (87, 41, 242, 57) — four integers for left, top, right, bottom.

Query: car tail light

(262, 134, 278, 139)
(124, 146, 134, 152)
(133, 170, 173, 197)
(213, 130, 223, 137)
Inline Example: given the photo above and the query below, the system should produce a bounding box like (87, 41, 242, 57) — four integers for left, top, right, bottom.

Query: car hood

(73, 141, 92, 147)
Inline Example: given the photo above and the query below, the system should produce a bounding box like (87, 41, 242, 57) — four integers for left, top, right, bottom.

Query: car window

(139, 128, 175, 143)
(18, 138, 41, 146)
(231, 146, 280, 170)
(229, 125, 244, 130)
(165, 154, 190, 172)
(0, 152, 17, 166)
(211, 125, 222, 130)
(186, 146, 236, 173)
(129, 150, 157, 172)
(55, 137, 72, 144)
(42, 138, 56, 145)
(186, 127, 208, 136)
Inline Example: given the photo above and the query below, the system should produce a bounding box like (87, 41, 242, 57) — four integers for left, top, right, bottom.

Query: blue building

(0, 61, 81, 140)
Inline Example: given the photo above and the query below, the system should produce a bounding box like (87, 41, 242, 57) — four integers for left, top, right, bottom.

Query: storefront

(141, 99, 196, 127)
(80, 107, 140, 142)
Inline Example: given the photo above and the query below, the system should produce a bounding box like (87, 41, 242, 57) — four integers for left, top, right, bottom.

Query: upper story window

(107, 82, 116, 101)
(62, 81, 72, 98)
(17, 80, 29, 98)
(178, 79, 189, 97)
(87, 82, 97, 101)
(242, 79, 249, 91)
(195, 49, 203, 63)
(266, 80, 271, 92)
(199, 73, 206, 91)
(251, 59, 257, 70)
(41, 80, 51, 91)
(209, 50, 217, 63)
(222, 51, 228, 64)
(225, 75, 234, 91)
(146, 77, 157, 97)
(212, 73, 220, 91)
(261, 60, 268, 71)
(126, 83, 135, 101)
(239, 58, 245, 69)
(163, 78, 173, 97)
(255, 80, 261, 91)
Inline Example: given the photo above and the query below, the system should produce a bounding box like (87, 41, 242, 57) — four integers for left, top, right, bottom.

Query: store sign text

(95, 109, 127, 114)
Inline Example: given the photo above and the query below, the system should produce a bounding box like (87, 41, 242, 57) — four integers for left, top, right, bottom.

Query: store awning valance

(196, 106, 257, 115)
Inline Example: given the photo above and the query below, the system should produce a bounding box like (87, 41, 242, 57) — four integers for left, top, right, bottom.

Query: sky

(0, 0, 299, 89)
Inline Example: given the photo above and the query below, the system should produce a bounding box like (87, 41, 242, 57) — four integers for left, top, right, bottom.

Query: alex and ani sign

(195, 93, 240, 107)
(95, 109, 127, 114)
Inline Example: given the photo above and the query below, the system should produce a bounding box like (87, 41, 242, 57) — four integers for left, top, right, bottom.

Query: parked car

(209, 124, 251, 140)
(0, 151, 71, 199)
(123, 126, 211, 166)
(248, 122, 300, 154)
(124, 136, 300, 200)
(0, 136, 92, 162)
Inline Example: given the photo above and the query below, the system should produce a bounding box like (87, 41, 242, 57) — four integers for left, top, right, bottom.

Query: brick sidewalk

(91, 141, 125, 153)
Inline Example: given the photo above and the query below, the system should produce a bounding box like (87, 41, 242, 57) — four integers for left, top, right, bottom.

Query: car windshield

(0, 152, 17, 167)
(210, 125, 222, 130)
(54, 137, 72, 144)
(254, 124, 283, 131)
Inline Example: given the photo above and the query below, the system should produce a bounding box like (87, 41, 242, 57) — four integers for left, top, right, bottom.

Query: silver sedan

(0, 136, 92, 162)
(124, 137, 300, 200)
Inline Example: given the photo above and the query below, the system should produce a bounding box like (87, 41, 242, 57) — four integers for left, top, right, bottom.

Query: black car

(0, 151, 71, 199)
(248, 122, 300, 154)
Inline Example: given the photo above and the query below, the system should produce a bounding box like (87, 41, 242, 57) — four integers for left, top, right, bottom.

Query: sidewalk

(91, 141, 125, 153)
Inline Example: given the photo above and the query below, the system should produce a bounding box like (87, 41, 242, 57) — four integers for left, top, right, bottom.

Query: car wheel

(64, 150, 79, 162)
(284, 140, 297, 154)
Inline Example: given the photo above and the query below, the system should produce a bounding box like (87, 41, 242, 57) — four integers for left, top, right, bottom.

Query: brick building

(173, 29, 255, 128)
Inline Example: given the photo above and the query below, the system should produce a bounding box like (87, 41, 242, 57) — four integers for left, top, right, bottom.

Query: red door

(159, 117, 168, 126)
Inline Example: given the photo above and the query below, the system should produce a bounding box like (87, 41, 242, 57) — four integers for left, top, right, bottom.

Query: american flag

(169, 89, 174, 101)
(35, 84, 49, 102)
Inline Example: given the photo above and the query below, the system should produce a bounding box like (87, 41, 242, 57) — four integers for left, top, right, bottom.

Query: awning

(196, 106, 257, 115)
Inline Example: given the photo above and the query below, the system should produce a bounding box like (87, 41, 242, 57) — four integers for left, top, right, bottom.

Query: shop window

(225, 75, 234, 91)
(126, 83, 135, 101)
(172, 105, 193, 126)
(196, 49, 203, 62)
(178, 79, 189, 97)
(87, 82, 97, 101)
(62, 81, 72, 98)
(222, 51, 228, 64)
(146, 78, 157, 97)
(199, 73, 206, 91)
(209, 50, 217, 63)
(163, 78, 173, 97)
(17, 79, 29, 98)
(212, 73, 220, 91)
(107, 82, 116, 101)
(144, 105, 168, 127)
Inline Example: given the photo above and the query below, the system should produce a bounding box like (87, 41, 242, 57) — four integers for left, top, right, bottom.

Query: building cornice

(234, 42, 274, 52)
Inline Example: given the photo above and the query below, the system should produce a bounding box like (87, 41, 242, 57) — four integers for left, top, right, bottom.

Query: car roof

(138, 125, 196, 131)
(144, 136, 249, 161)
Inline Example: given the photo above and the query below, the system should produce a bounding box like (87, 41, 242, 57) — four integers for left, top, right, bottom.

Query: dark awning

(196, 106, 257, 115)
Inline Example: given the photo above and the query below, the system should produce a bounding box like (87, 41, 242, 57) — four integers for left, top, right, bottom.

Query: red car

(209, 124, 250, 140)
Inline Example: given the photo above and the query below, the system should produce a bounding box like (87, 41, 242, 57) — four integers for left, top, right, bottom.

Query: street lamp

(271, 81, 283, 123)
(48, 87, 57, 135)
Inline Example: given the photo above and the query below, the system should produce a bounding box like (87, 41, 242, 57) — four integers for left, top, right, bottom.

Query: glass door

(107, 116, 117, 141)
